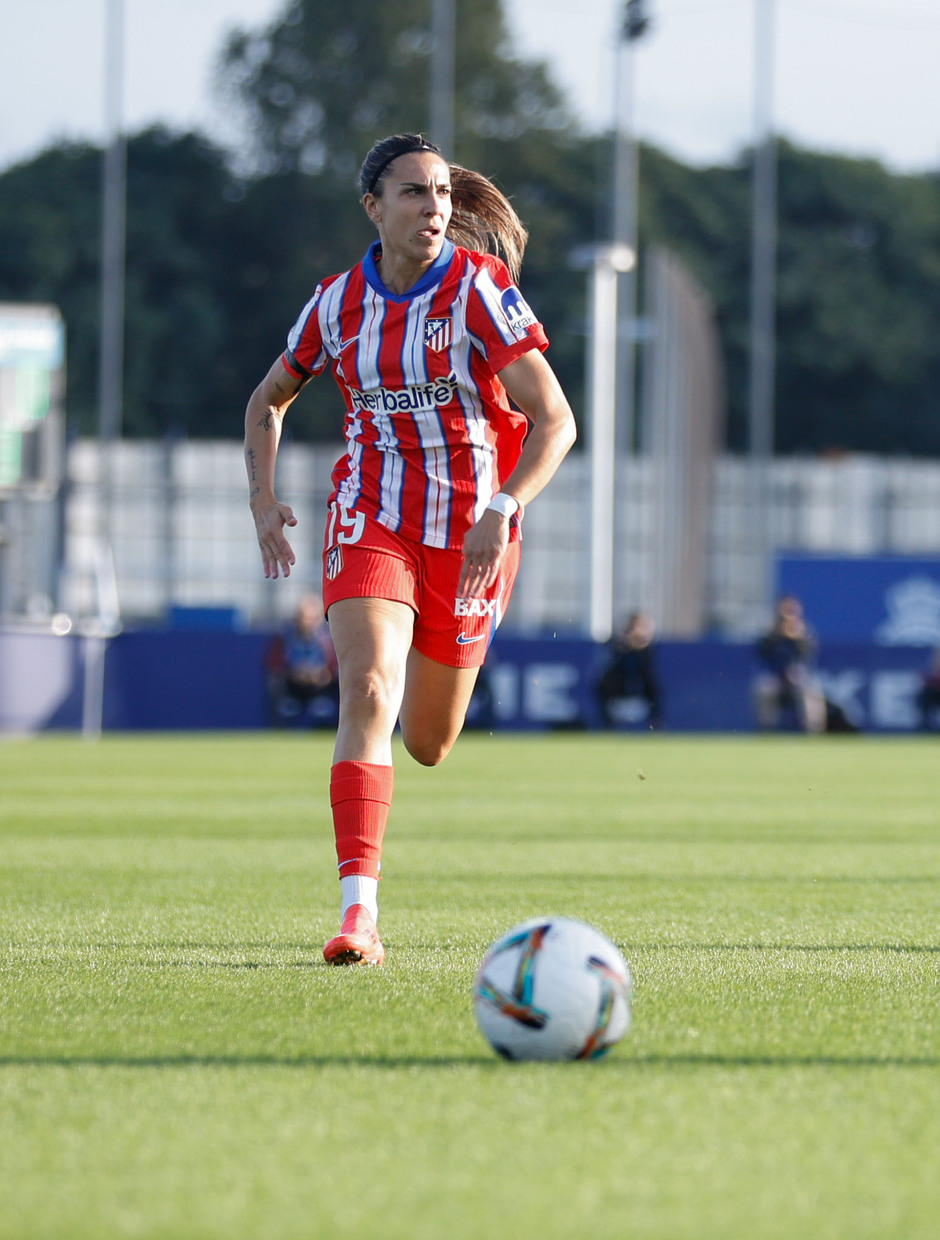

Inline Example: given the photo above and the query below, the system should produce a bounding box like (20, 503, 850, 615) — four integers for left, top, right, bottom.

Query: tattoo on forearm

(257, 412, 274, 432)
(249, 486, 260, 501)
(247, 447, 257, 481)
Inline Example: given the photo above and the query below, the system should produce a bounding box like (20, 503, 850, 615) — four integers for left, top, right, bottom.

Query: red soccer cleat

(323, 903, 385, 967)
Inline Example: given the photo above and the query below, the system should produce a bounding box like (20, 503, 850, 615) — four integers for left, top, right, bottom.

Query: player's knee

(340, 669, 400, 725)
(401, 727, 456, 767)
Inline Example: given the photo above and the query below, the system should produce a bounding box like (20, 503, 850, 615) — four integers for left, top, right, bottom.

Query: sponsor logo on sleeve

(500, 286, 538, 336)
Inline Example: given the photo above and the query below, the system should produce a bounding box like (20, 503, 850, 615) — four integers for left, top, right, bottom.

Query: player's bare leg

(323, 597, 415, 965)
(329, 597, 415, 766)
(398, 649, 481, 767)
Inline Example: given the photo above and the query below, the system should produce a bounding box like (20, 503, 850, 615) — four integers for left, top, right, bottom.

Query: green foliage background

(0, 0, 938, 454)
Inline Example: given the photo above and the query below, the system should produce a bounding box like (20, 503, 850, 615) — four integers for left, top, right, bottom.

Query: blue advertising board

(776, 554, 940, 646)
(2, 628, 936, 734)
(480, 636, 934, 734)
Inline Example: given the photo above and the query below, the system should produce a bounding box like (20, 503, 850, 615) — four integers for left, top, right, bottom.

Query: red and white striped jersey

(282, 240, 548, 549)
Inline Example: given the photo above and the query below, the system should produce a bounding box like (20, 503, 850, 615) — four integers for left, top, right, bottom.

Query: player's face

(364, 151, 453, 268)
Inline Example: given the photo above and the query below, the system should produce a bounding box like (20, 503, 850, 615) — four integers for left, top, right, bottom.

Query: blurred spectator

(917, 647, 940, 732)
(267, 593, 339, 727)
(595, 611, 662, 729)
(753, 595, 826, 733)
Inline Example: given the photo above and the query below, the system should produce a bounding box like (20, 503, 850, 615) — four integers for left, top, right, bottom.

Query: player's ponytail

(447, 164, 529, 283)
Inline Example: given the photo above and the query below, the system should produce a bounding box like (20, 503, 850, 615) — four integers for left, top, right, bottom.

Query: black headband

(366, 141, 439, 195)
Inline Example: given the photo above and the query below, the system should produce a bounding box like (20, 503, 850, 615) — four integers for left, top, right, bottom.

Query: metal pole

(97, 0, 126, 476)
(749, 0, 776, 461)
(588, 255, 618, 642)
(81, 635, 107, 741)
(87, 0, 126, 739)
(748, 0, 777, 609)
(612, 2, 651, 454)
(80, 538, 121, 741)
(572, 243, 636, 642)
(612, 32, 638, 454)
(429, 0, 456, 154)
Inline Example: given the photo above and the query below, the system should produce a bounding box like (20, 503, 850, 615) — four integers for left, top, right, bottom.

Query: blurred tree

(2, 0, 938, 455)
(215, 0, 595, 437)
(0, 0, 598, 443)
(773, 144, 940, 455)
(121, 128, 241, 436)
(0, 142, 102, 434)
(0, 129, 241, 437)
(638, 141, 940, 455)
(217, 0, 573, 179)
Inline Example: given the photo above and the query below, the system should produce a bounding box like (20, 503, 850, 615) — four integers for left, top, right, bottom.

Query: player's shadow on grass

(1, 1052, 937, 1069)
(631, 942, 940, 953)
(137, 942, 940, 966)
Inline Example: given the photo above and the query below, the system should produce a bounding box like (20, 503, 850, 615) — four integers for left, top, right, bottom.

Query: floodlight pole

(612, 0, 650, 454)
(429, 0, 456, 154)
(97, 0, 126, 460)
(88, 0, 126, 740)
(748, 0, 777, 609)
(571, 243, 636, 643)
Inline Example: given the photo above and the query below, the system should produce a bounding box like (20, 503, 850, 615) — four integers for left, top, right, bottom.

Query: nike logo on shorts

(456, 632, 485, 644)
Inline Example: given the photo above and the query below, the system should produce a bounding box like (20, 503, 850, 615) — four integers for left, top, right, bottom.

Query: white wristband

(486, 492, 520, 519)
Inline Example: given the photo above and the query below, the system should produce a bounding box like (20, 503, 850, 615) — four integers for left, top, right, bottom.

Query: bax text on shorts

(455, 598, 499, 617)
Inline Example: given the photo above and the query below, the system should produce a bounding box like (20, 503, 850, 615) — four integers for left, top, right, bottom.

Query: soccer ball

(472, 917, 633, 1061)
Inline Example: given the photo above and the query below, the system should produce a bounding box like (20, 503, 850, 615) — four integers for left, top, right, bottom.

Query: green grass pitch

(1, 732, 938, 1239)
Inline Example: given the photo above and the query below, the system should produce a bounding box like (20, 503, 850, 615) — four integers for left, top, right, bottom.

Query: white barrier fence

(46, 440, 940, 637)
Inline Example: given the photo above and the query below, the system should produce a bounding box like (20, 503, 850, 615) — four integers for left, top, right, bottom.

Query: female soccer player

(245, 133, 577, 965)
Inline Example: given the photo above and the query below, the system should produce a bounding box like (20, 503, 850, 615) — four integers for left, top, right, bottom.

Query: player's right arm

(244, 357, 308, 579)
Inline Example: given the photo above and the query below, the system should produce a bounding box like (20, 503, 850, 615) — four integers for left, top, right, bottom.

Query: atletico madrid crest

(424, 317, 452, 352)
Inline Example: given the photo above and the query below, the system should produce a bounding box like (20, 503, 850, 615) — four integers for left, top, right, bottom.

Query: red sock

(329, 761, 394, 880)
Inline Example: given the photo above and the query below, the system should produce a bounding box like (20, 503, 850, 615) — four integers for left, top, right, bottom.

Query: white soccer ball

(472, 916, 633, 1061)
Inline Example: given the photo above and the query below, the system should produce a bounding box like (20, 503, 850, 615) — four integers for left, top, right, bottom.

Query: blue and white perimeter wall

(4, 552, 939, 735)
(1, 628, 935, 735)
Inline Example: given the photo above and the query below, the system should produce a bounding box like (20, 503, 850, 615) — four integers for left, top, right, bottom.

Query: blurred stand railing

(51, 440, 940, 642)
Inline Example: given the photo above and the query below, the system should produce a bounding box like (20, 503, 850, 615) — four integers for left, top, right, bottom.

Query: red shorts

(321, 502, 520, 669)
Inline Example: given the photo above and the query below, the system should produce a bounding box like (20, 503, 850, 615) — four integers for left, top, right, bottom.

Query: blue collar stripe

(362, 239, 455, 302)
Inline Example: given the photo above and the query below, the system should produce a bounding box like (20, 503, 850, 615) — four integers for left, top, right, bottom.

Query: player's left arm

(459, 349, 577, 598)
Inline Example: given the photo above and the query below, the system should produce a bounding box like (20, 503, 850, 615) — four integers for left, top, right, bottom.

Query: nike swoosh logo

(456, 633, 485, 645)
(337, 335, 360, 353)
